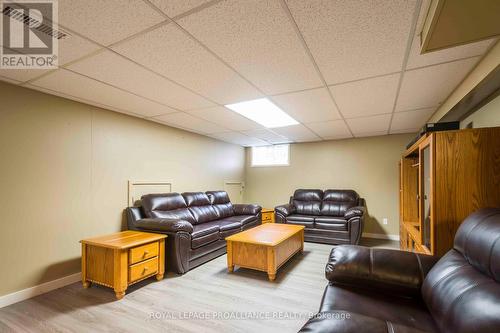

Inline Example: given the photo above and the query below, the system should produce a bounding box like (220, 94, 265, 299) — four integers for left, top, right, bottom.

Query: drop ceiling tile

(210, 132, 268, 147)
(153, 112, 227, 134)
(0, 68, 51, 83)
(177, 0, 322, 95)
(356, 131, 388, 138)
(406, 37, 494, 70)
(2, 34, 100, 67)
(241, 129, 291, 144)
(306, 120, 352, 140)
(29, 69, 177, 117)
(25, 83, 141, 117)
(390, 128, 419, 134)
(396, 57, 480, 111)
(347, 114, 391, 135)
(56, 0, 165, 45)
(57, 34, 102, 66)
(286, 0, 416, 84)
(149, 0, 213, 18)
(271, 88, 340, 123)
(187, 106, 263, 131)
(329, 74, 400, 118)
(112, 24, 262, 104)
(67, 50, 214, 110)
(272, 124, 321, 142)
(391, 107, 436, 131)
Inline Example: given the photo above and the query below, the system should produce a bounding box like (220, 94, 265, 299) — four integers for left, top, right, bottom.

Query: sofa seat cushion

(287, 214, 315, 228)
(219, 220, 242, 231)
(191, 223, 219, 238)
(319, 285, 437, 332)
(220, 215, 256, 225)
(191, 232, 220, 249)
(314, 216, 348, 231)
(315, 222, 347, 231)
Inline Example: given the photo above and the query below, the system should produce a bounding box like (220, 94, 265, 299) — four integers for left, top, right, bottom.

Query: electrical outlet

(383, 218, 388, 225)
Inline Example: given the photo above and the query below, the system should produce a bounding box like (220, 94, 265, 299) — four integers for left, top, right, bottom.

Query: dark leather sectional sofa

(275, 189, 365, 245)
(300, 208, 500, 333)
(126, 191, 261, 274)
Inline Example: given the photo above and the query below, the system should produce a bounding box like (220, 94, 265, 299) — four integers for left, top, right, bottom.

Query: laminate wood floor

(0, 239, 398, 333)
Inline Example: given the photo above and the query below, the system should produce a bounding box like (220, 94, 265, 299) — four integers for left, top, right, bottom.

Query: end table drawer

(129, 257, 158, 283)
(129, 242, 158, 264)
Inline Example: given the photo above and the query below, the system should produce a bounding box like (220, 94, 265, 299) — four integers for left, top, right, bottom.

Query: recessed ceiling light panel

(225, 98, 298, 128)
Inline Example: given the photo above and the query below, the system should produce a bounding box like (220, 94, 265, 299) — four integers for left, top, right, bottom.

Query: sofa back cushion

(292, 189, 323, 216)
(321, 190, 359, 217)
(141, 193, 195, 223)
(421, 208, 500, 333)
(182, 192, 219, 224)
(206, 190, 234, 219)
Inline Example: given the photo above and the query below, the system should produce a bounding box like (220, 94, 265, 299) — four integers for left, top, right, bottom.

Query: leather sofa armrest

(134, 218, 194, 233)
(233, 204, 262, 215)
(344, 206, 366, 219)
(275, 204, 295, 217)
(326, 245, 439, 297)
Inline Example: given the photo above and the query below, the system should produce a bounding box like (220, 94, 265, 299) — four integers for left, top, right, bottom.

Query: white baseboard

(362, 232, 400, 241)
(0, 272, 80, 309)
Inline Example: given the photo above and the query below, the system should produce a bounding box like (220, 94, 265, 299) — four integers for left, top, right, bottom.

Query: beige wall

(460, 94, 500, 129)
(244, 134, 414, 237)
(429, 40, 499, 122)
(0, 82, 245, 297)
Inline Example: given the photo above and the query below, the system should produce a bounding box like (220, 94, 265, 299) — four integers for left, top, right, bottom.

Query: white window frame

(251, 144, 290, 167)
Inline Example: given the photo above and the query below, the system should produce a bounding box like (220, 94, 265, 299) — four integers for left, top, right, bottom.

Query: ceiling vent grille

(2, 6, 70, 40)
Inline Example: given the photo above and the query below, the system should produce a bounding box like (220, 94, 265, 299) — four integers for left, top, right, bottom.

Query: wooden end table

(226, 223, 304, 281)
(261, 208, 275, 223)
(80, 231, 166, 299)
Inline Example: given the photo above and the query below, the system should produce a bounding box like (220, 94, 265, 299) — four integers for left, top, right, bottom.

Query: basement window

(251, 144, 290, 167)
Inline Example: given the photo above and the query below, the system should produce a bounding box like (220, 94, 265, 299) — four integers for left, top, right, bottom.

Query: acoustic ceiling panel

(396, 56, 480, 111)
(330, 74, 400, 118)
(286, 0, 416, 84)
(29, 69, 176, 117)
(112, 24, 262, 105)
(271, 88, 341, 123)
(67, 50, 214, 110)
(177, 0, 322, 95)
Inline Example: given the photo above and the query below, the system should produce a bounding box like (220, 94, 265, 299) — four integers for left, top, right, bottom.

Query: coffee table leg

(113, 249, 128, 300)
(267, 247, 276, 281)
(227, 241, 234, 272)
(300, 230, 304, 252)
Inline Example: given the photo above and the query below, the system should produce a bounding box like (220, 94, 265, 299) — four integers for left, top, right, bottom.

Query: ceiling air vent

(2, 5, 70, 40)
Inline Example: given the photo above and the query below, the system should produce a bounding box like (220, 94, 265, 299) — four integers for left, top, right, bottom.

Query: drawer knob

(143, 251, 149, 256)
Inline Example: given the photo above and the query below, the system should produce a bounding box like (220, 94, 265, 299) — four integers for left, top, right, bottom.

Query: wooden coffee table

(225, 223, 304, 281)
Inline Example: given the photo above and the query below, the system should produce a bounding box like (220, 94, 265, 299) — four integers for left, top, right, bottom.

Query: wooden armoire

(399, 127, 500, 256)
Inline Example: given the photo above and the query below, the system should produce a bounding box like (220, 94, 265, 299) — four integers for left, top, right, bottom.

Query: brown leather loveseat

(275, 189, 365, 245)
(126, 191, 261, 274)
(299, 208, 500, 333)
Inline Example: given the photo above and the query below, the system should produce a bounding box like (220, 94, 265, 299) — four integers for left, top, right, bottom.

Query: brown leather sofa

(299, 208, 500, 333)
(126, 191, 261, 274)
(275, 189, 365, 245)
